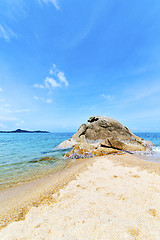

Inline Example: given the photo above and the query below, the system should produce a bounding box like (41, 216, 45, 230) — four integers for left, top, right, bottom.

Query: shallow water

(0, 132, 160, 189)
(0, 132, 73, 189)
(134, 132, 160, 163)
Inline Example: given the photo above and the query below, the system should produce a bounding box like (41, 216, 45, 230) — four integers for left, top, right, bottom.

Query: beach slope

(0, 153, 160, 239)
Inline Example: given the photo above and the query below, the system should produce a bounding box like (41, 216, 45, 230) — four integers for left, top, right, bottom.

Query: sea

(0, 132, 160, 190)
(0, 132, 73, 190)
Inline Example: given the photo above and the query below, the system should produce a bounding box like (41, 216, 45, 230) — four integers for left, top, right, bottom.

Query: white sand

(0, 154, 160, 239)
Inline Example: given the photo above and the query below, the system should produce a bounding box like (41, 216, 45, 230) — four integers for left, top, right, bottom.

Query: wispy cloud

(0, 94, 31, 130)
(33, 83, 45, 89)
(45, 77, 61, 88)
(34, 77, 61, 89)
(57, 72, 69, 87)
(38, 0, 60, 10)
(34, 64, 69, 90)
(1, 0, 27, 21)
(101, 94, 115, 102)
(0, 98, 30, 113)
(0, 24, 16, 42)
(0, 122, 7, 129)
(6, 109, 30, 113)
(0, 116, 18, 121)
(0, 87, 3, 92)
(16, 120, 25, 126)
(69, 1, 108, 47)
(0, 98, 30, 126)
(34, 96, 52, 103)
(122, 80, 160, 104)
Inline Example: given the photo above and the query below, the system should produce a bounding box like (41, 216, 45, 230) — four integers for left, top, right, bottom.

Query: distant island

(0, 129, 49, 133)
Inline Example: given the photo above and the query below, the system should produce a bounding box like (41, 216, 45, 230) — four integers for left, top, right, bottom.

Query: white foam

(152, 146, 160, 153)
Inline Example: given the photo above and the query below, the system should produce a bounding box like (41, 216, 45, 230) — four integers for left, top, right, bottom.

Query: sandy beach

(0, 153, 160, 239)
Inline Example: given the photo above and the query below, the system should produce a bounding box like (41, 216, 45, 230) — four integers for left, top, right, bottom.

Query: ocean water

(0, 132, 160, 190)
(0, 132, 73, 189)
(135, 132, 160, 153)
(135, 132, 160, 162)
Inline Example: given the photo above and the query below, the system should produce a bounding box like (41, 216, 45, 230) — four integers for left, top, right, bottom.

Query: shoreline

(0, 156, 95, 230)
(0, 153, 160, 238)
(0, 160, 68, 191)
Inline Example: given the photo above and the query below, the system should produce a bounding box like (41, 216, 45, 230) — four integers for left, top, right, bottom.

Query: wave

(152, 146, 160, 153)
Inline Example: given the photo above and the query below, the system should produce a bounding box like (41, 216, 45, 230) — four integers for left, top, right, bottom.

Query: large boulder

(56, 116, 153, 159)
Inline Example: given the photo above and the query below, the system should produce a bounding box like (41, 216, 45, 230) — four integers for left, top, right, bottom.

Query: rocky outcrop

(56, 116, 153, 159)
(29, 156, 56, 163)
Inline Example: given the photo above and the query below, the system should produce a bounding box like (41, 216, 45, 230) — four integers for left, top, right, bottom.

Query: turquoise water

(0, 132, 73, 189)
(0, 132, 160, 189)
(135, 132, 160, 147)
(135, 132, 160, 153)
(134, 132, 160, 163)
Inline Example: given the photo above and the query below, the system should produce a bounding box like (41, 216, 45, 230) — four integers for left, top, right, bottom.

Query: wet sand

(0, 153, 160, 239)
(0, 157, 95, 230)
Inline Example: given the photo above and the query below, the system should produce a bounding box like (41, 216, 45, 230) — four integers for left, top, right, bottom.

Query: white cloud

(0, 96, 30, 129)
(45, 98, 52, 103)
(0, 87, 3, 92)
(38, 0, 60, 10)
(50, 64, 69, 87)
(45, 77, 61, 88)
(101, 94, 115, 102)
(0, 116, 18, 121)
(6, 109, 30, 113)
(34, 77, 61, 89)
(34, 96, 52, 104)
(33, 83, 45, 89)
(0, 98, 29, 113)
(34, 64, 69, 90)
(57, 72, 69, 87)
(50, 69, 53, 74)
(0, 24, 16, 42)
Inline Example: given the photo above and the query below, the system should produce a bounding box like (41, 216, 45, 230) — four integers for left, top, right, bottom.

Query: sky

(0, 0, 160, 132)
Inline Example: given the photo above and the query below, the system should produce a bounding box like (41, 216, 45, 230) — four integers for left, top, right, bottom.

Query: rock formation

(56, 116, 153, 159)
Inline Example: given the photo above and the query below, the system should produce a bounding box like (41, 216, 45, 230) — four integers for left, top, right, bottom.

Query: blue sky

(0, 0, 160, 132)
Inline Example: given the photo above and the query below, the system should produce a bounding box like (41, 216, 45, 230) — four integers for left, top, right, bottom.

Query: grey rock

(56, 116, 154, 158)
